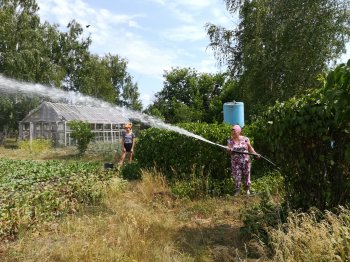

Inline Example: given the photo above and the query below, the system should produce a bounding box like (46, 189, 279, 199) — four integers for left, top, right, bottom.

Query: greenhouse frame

(19, 102, 130, 146)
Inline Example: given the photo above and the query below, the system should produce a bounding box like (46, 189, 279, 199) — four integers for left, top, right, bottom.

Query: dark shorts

(124, 143, 133, 152)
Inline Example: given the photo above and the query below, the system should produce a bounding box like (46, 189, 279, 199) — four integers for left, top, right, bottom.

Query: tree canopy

(206, 0, 350, 118)
(145, 67, 237, 124)
(0, 0, 142, 132)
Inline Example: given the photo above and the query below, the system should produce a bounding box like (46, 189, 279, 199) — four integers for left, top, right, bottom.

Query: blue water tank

(223, 101, 244, 127)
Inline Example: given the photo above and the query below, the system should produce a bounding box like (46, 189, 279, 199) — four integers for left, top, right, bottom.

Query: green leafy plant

(240, 193, 288, 248)
(120, 162, 141, 180)
(250, 61, 350, 211)
(0, 158, 115, 240)
(69, 121, 95, 155)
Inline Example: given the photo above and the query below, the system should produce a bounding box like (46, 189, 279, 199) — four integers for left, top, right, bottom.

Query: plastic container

(223, 101, 244, 127)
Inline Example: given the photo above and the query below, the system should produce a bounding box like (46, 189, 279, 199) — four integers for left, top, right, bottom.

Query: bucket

(104, 162, 114, 170)
(223, 101, 244, 127)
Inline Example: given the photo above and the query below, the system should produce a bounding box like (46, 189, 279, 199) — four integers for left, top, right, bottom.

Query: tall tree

(75, 54, 142, 110)
(0, 0, 61, 133)
(206, 0, 350, 118)
(145, 67, 236, 123)
(0, 0, 142, 133)
(0, 0, 65, 84)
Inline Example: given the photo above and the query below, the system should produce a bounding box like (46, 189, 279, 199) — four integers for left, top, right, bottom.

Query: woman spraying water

(227, 124, 260, 196)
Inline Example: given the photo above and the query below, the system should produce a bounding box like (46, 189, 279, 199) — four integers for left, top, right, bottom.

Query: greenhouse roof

(21, 102, 130, 124)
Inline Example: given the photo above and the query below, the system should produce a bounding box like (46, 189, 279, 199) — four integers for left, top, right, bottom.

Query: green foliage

(207, 0, 350, 119)
(170, 172, 234, 199)
(0, 158, 115, 240)
(251, 171, 284, 196)
(135, 123, 265, 196)
(86, 141, 122, 162)
(251, 61, 350, 211)
(240, 193, 287, 247)
(135, 123, 231, 179)
(69, 121, 95, 155)
(0, 0, 142, 133)
(18, 138, 52, 153)
(145, 67, 237, 123)
(120, 162, 141, 180)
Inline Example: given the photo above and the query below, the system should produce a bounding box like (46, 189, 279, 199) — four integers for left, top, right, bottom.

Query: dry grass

(3, 147, 350, 261)
(0, 146, 77, 160)
(1, 168, 264, 262)
(0, 144, 118, 162)
(270, 207, 350, 262)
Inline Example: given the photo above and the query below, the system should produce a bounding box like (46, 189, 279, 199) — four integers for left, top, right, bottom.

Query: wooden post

(29, 122, 33, 150)
(110, 123, 113, 143)
(18, 122, 23, 141)
(64, 121, 67, 146)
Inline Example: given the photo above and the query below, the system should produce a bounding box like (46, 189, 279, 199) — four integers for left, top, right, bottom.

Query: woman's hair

(124, 123, 132, 129)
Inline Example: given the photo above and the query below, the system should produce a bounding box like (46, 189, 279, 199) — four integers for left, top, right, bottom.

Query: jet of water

(0, 75, 227, 149)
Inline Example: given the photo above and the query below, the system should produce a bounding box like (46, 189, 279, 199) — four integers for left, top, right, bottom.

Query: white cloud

(36, 0, 229, 107)
(164, 25, 206, 42)
(174, 0, 212, 9)
(153, 0, 212, 9)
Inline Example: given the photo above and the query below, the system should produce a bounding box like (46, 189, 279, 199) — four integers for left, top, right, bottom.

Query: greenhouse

(19, 102, 130, 146)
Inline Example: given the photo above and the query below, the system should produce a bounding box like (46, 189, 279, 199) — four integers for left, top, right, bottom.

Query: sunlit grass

(1, 169, 261, 262)
(4, 146, 350, 261)
(270, 207, 350, 262)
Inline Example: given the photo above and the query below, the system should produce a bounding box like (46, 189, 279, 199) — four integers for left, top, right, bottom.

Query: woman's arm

(131, 133, 135, 152)
(121, 137, 126, 152)
(246, 137, 260, 156)
(227, 139, 232, 152)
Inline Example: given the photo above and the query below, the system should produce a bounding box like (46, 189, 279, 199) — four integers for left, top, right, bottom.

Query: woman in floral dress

(227, 125, 259, 196)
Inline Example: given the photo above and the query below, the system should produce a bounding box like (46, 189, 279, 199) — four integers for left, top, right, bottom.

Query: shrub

(251, 171, 284, 196)
(69, 121, 95, 155)
(250, 61, 350, 211)
(135, 122, 266, 196)
(120, 162, 141, 180)
(240, 193, 288, 248)
(3, 138, 18, 149)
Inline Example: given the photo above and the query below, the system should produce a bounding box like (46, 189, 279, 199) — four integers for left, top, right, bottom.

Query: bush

(251, 171, 284, 196)
(120, 162, 141, 180)
(135, 122, 267, 196)
(135, 123, 231, 180)
(86, 141, 122, 161)
(170, 174, 234, 199)
(250, 61, 350, 211)
(240, 193, 288, 248)
(69, 121, 95, 155)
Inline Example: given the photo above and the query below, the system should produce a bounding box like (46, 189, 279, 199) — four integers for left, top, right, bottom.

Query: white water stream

(0, 75, 227, 149)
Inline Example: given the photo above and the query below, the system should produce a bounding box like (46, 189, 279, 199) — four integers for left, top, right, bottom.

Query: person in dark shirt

(119, 123, 135, 165)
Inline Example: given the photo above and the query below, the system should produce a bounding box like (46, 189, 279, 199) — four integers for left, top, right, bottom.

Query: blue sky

(36, 0, 234, 108)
